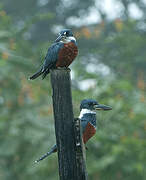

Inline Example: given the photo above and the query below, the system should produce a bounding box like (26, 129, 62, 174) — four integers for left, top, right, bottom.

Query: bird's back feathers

(29, 42, 64, 80)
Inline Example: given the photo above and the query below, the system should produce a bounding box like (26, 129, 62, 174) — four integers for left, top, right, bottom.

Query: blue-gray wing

(29, 42, 64, 80)
(80, 114, 96, 134)
(81, 117, 89, 134)
(42, 42, 64, 71)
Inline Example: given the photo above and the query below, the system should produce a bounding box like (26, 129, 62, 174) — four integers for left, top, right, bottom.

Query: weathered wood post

(50, 69, 87, 180)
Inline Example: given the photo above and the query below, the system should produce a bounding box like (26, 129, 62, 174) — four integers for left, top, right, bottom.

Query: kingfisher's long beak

(55, 34, 64, 42)
(94, 104, 112, 111)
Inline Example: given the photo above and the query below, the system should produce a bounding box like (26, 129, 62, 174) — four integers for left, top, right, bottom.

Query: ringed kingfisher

(29, 29, 78, 80)
(35, 99, 112, 163)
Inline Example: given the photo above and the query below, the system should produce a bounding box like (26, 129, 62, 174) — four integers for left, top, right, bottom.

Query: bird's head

(55, 29, 76, 43)
(80, 99, 112, 111)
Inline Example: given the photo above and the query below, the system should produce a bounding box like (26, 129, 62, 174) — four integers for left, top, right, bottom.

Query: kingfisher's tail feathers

(29, 67, 44, 80)
(42, 69, 50, 79)
(35, 144, 57, 163)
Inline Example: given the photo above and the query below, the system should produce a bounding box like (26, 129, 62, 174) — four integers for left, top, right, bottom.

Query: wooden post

(74, 118, 88, 179)
(50, 69, 87, 180)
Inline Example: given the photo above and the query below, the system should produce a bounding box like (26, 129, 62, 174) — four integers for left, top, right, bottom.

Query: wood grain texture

(50, 69, 87, 180)
(74, 118, 88, 180)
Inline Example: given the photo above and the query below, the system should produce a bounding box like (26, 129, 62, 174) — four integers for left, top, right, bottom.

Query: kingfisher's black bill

(94, 104, 112, 111)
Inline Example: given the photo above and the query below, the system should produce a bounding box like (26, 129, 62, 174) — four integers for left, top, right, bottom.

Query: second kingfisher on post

(35, 99, 112, 163)
(29, 29, 78, 80)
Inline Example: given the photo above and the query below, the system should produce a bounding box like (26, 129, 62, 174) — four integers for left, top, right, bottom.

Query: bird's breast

(56, 42, 78, 67)
(83, 122, 96, 144)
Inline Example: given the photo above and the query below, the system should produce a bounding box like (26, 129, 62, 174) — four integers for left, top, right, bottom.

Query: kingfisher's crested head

(80, 99, 112, 111)
(59, 29, 73, 37)
(55, 29, 76, 43)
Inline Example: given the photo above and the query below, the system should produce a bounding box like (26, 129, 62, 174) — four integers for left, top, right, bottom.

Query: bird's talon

(85, 146, 88, 150)
(66, 67, 71, 72)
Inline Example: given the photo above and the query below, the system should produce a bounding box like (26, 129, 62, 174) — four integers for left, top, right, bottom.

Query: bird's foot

(85, 146, 88, 150)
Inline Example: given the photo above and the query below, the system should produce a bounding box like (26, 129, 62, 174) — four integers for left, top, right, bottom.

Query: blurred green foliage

(0, 0, 146, 180)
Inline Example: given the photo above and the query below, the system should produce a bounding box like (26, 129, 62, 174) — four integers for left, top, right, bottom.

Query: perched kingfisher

(35, 99, 112, 163)
(29, 29, 78, 80)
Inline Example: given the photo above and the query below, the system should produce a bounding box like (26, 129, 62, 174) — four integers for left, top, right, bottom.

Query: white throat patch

(61, 36, 76, 43)
(78, 109, 96, 119)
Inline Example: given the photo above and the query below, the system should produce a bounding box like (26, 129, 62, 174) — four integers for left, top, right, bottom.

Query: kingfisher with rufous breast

(35, 99, 112, 163)
(29, 29, 78, 80)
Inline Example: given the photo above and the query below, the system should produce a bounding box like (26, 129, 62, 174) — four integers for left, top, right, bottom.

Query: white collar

(60, 36, 76, 43)
(78, 109, 96, 119)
